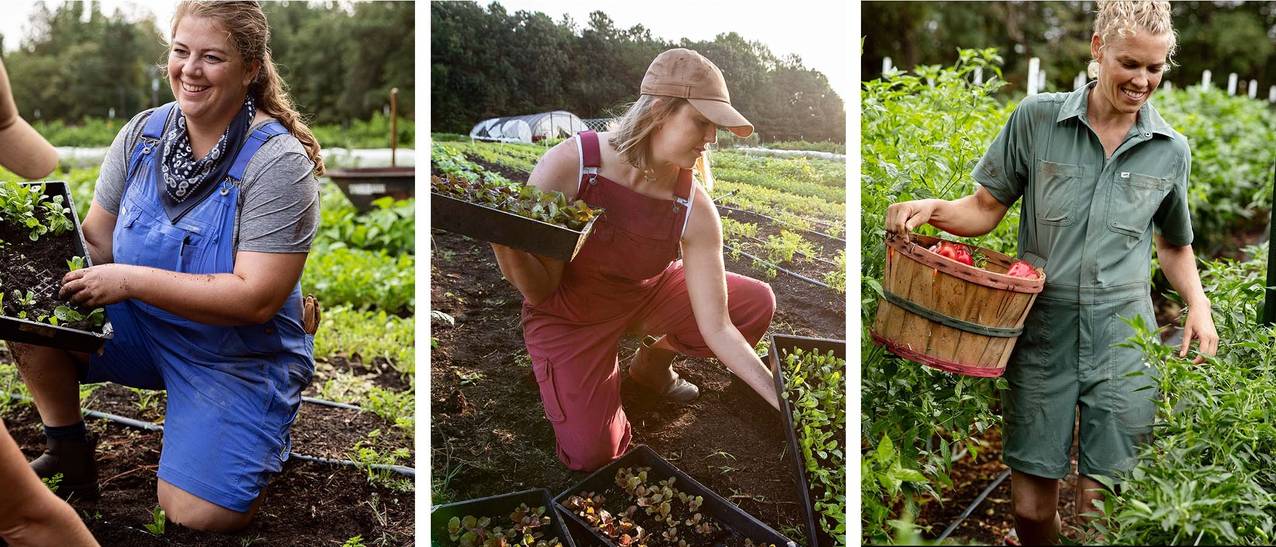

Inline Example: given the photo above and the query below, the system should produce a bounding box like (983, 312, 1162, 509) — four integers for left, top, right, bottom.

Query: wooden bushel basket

(870, 233, 1045, 377)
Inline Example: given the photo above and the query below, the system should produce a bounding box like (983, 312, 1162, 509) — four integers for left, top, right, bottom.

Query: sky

(1, 0, 175, 51)
(491, 0, 850, 100)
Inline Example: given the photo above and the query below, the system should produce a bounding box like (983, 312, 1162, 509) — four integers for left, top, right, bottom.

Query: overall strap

(126, 102, 177, 182)
(227, 121, 288, 182)
(575, 130, 601, 197)
(675, 169, 695, 238)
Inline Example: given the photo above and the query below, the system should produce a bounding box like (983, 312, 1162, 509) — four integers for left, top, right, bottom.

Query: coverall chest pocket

(1108, 172, 1171, 238)
(1033, 160, 1085, 227)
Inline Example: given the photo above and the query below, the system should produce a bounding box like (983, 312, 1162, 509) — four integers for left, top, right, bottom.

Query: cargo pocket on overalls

(1034, 160, 1085, 227)
(1002, 303, 1052, 453)
(1108, 172, 1171, 238)
(1110, 300, 1159, 435)
(531, 356, 566, 424)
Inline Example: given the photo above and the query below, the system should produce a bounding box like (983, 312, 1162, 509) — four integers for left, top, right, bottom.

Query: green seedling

(781, 347, 846, 544)
(66, 256, 86, 271)
(144, 506, 166, 535)
(445, 503, 561, 547)
(41, 472, 63, 494)
(431, 175, 602, 231)
(12, 289, 35, 308)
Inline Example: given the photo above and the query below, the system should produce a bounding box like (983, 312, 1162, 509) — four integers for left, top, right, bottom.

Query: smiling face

(168, 15, 257, 127)
(647, 100, 718, 170)
(1090, 30, 1171, 117)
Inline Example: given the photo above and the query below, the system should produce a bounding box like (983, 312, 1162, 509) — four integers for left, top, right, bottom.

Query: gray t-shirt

(94, 107, 320, 253)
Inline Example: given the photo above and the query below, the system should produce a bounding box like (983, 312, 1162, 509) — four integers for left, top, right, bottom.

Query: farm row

(0, 165, 417, 545)
(430, 139, 847, 545)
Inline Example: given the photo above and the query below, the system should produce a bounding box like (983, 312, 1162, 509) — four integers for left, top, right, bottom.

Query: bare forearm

(125, 266, 283, 325)
(702, 325, 780, 411)
(1158, 240, 1209, 308)
(490, 244, 559, 304)
(928, 195, 1004, 237)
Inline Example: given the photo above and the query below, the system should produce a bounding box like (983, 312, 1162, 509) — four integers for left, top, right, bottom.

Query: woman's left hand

(60, 264, 135, 308)
(1179, 303, 1219, 364)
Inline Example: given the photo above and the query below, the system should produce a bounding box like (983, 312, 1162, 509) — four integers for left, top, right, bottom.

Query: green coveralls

(972, 82, 1194, 480)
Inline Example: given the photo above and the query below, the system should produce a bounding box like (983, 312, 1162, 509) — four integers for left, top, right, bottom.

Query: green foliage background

(430, 2, 845, 143)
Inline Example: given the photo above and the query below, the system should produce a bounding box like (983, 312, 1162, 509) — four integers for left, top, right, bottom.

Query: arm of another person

(489, 138, 581, 305)
(0, 420, 99, 547)
(681, 186, 780, 411)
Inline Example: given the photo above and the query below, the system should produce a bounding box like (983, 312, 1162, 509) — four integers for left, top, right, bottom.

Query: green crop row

(314, 304, 415, 377)
(302, 246, 414, 315)
(315, 183, 414, 256)
(30, 114, 415, 149)
(713, 153, 845, 203)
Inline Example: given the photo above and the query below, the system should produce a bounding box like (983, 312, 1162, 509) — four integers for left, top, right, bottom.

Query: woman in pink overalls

(492, 48, 780, 471)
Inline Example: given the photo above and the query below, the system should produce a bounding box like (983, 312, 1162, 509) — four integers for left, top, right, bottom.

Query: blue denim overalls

(83, 102, 314, 512)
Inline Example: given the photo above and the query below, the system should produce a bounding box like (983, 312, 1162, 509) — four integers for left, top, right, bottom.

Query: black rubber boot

(30, 435, 100, 500)
(628, 336, 699, 403)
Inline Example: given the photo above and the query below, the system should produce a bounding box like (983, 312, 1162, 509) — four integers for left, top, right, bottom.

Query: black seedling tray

(554, 444, 795, 547)
(431, 192, 598, 261)
(0, 181, 112, 352)
(431, 488, 577, 547)
(768, 334, 846, 547)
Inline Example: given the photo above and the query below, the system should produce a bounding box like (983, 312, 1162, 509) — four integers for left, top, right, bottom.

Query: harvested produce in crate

(443, 503, 564, 547)
(1006, 260, 1040, 279)
(927, 240, 974, 266)
(562, 466, 778, 547)
(431, 175, 601, 231)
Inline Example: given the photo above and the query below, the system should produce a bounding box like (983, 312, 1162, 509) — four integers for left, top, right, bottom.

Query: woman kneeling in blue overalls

(10, 2, 321, 532)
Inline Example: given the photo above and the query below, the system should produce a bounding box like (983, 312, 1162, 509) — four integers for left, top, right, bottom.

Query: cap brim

(0, 116, 57, 179)
(687, 98, 754, 138)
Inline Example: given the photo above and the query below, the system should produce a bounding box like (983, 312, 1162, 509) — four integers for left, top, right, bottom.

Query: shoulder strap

(126, 102, 177, 181)
(228, 121, 288, 182)
(676, 169, 695, 238)
(574, 131, 601, 197)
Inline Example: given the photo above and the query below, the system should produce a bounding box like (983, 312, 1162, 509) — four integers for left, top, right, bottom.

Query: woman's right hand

(885, 199, 938, 239)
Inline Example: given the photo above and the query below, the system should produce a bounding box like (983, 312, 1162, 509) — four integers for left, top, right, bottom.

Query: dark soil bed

(464, 154, 530, 182)
(0, 209, 101, 333)
(431, 226, 844, 543)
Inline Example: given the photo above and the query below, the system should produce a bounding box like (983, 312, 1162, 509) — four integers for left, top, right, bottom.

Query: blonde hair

(1088, 0, 1177, 79)
(172, 1, 325, 176)
(607, 96, 715, 191)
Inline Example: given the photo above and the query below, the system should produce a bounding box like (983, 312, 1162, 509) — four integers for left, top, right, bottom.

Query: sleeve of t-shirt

(236, 138, 320, 253)
(971, 98, 1036, 207)
(1153, 142, 1194, 247)
(92, 109, 154, 215)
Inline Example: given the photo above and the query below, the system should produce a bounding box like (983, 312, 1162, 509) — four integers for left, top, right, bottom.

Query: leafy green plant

(315, 195, 414, 256)
(41, 472, 63, 494)
(780, 347, 847, 545)
(302, 247, 414, 314)
(65, 256, 86, 271)
(144, 506, 166, 536)
(431, 175, 601, 231)
(444, 504, 564, 547)
(350, 429, 413, 492)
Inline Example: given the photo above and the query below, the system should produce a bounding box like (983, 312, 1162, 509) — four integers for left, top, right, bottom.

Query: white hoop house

(469, 111, 588, 143)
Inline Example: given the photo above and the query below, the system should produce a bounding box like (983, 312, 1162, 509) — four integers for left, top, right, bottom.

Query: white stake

(1270, 86, 1276, 102)
(1027, 57, 1040, 95)
(1202, 70, 1212, 89)
(1038, 70, 1047, 92)
(1228, 73, 1238, 95)
(974, 66, 983, 85)
(882, 56, 892, 74)
(1164, 81, 1172, 92)
(1249, 79, 1258, 98)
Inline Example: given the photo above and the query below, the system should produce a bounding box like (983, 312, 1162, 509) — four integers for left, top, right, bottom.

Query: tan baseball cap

(0, 58, 57, 179)
(640, 48, 754, 138)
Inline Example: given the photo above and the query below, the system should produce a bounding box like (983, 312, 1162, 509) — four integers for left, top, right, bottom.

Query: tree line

(863, 1, 1276, 97)
(0, 1, 413, 125)
(431, 2, 845, 143)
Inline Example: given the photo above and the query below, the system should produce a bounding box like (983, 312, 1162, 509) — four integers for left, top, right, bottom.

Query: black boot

(627, 336, 699, 403)
(30, 434, 99, 500)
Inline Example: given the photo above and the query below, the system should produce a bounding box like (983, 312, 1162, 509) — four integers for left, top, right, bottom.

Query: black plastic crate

(768, 334, 847, 547)
(431, 488, 577, 547)
(0, 181, 112, 352)
(431, 192, 598, 262)
(554, 444, 796, 547)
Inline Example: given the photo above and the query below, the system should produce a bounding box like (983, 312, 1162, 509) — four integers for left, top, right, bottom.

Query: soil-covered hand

(1180, 303, 1220, 365)
(59, 264, 133, 308)
(884, 199, 937, 239)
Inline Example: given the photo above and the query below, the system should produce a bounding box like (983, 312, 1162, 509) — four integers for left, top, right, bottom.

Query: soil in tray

(564, 483, 764, 547)
(430, 228, 840, 538)
(2, 404, 414, 546)
(0, 217, 100, 332)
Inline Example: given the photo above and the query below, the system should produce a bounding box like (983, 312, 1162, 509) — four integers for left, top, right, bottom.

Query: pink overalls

(521, 131, 776, 471)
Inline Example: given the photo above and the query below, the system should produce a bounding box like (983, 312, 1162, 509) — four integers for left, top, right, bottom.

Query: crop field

(0, 166, 415, 546)
(430, 138, 846, 543)
(861, 49, 1276, 544)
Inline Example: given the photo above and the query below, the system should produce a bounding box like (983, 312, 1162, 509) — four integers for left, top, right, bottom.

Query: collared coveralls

(973, 82, 1194, 480)
(521, 131, 776, 471)
(82, 102, 314, 511)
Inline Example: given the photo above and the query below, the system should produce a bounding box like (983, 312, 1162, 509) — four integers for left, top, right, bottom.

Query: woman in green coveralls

(885, 1, 1218, 543)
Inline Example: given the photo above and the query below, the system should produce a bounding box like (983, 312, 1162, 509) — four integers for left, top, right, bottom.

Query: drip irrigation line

(936, 468, 1012, 543)
(715, 203, 846, 244)
(302, 396, 362, 411)
(730, 233, 839, 268)
(5, 393, 414, 478)
(723, 244, 835, 290)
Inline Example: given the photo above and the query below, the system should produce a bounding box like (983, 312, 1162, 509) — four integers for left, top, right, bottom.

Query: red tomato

(931, 241, 974, 266)
(1006, 260, 1038, 279)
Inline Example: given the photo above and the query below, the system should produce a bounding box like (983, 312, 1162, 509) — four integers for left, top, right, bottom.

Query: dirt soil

(2, 353, 414, 546)
(0, 204, 101, 333)
(431, 222, 845, 545)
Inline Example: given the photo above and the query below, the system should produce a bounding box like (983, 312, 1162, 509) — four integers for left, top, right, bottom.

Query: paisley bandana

(159, 96, 255, 220)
